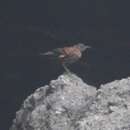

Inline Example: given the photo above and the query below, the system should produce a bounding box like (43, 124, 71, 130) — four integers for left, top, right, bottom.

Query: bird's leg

(62, 63, 71, 73)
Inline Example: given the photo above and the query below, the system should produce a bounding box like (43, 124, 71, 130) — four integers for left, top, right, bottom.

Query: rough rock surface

(10, 74, 130, 130)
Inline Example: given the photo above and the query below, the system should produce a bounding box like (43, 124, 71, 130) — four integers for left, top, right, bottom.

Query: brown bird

(40, 43, 91, 72)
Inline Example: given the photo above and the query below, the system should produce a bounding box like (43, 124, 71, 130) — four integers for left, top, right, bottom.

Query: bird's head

(75, 43, 91, 52)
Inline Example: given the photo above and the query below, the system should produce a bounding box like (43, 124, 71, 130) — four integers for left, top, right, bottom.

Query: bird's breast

(62, 47, 82, 58)
(59, 47, 82, 64)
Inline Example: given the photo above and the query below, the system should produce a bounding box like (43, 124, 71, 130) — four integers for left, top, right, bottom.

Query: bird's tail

(40, 51, 54, 56)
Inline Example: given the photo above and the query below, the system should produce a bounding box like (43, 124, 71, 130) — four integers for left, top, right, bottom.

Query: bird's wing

(53, 48, 63, 54)
(40, 48, 63, 57)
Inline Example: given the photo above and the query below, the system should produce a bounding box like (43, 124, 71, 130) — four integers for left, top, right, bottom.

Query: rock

(10, 74, 130, 130)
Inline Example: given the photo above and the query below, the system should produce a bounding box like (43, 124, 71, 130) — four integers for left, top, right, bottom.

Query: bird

(40, 43, 91, 73)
